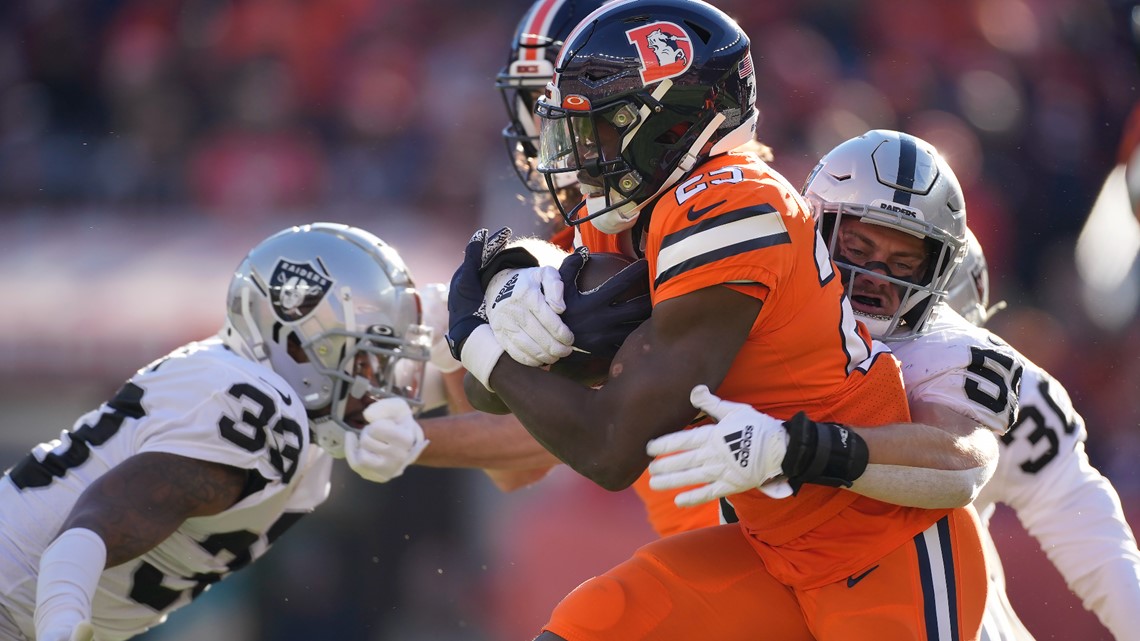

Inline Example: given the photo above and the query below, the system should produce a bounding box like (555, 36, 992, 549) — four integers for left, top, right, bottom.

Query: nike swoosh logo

(260, 378, 294, 406)
(846, 565, 879, 588)
(686, 199, 726, 221)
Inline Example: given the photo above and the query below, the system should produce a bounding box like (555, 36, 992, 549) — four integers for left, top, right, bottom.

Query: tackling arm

(649, 394, 1000, 509)
(849, 399, 1000, 508)
(59, 452, 248, 567)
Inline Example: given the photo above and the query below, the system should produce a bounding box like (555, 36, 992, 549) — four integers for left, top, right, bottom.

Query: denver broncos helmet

(222, 223, 431, 456)
(497, 0, 612, 192)
(534, 0, 758, 234)
(802, 130, 967, 340)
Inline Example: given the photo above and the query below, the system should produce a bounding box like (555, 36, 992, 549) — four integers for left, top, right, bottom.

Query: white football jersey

(890, 304, 1023, 435)
(973, 348, 1140, 641)
(0, 337, 332, 641)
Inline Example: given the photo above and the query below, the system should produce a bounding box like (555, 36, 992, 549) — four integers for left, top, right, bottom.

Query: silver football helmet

(945, 227, 1006, 327)
(803, 129, 967, 340)
(222, 223, 431, 456)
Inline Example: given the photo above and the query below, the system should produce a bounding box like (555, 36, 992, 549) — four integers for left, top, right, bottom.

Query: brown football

(548, 252, 649, 386)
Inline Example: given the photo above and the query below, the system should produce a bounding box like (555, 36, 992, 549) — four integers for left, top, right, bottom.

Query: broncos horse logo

(626, 21, 693, 85)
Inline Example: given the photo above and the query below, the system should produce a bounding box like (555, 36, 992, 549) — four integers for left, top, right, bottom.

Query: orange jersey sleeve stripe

(653, 203, 790, 288)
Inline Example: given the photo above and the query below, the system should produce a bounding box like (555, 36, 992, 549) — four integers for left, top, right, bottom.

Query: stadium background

(2, 0, 1140, 638)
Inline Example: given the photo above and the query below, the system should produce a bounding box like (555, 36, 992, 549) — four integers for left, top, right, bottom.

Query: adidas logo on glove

(724, 426, 754, 468)
(492, 274, 519, 307)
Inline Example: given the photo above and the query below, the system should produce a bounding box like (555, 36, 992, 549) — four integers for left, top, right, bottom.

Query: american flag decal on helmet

(739, 50, 753, 79)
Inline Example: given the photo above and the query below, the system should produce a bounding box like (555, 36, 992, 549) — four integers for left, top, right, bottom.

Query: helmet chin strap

(591, 111, 728, 235)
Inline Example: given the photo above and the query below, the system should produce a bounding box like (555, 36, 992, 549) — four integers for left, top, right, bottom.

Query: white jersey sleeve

(890, 306, 1023, 434)
(975, 359, 1140, 641)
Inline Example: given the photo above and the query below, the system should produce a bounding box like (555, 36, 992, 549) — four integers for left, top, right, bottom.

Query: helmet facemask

(302, 320, 431, 457)
(818, 205, 964, 341)
(536, 92, 647, 230)
(498, 65, 574, 193)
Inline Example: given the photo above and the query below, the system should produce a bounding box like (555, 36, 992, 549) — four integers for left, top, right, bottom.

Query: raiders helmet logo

(626, 21, 693, 85)
(269, 259, 334, 322)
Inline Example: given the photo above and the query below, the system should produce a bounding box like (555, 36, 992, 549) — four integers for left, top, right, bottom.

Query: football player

(0, 224, 431, 641)
(444, 1, 999, 638)
(406, 0, 628, 495)
(948, 230, 1140, 641)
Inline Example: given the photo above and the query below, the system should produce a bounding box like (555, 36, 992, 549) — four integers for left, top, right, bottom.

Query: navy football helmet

(497, 0, 612, 192)
(534, 0, 758, 234)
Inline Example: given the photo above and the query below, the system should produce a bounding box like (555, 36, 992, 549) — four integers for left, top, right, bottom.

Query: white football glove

(647, 385, 794, 507)
(344, 398, 429, 483)
(485, 266, 574, 366)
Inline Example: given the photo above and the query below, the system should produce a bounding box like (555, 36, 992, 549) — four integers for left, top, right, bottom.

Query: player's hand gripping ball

(549, 251, 650, 387)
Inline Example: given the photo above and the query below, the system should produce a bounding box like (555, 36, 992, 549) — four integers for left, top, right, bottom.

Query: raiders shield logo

(269, 259, 334, 322)
(626, 21, 693, 85)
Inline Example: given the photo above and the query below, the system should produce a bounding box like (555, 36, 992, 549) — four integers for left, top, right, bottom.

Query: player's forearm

(845, 409, 998, 507)
(416, 412, 561, 470)
(849, 462, 993, 508)
(854, 420, 998, 470)
(35, 529, 105, 640)
(489, 357, 637, 487)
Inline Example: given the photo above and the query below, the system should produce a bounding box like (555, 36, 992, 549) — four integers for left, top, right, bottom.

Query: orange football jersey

(584, 151, 947, 588)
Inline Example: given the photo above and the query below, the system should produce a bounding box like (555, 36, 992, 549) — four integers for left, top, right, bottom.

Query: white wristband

(460, 324, 505, 391)
(35, 528, 106, 639)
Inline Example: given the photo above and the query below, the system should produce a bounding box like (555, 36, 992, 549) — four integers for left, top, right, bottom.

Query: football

(549, 252, 650, 386)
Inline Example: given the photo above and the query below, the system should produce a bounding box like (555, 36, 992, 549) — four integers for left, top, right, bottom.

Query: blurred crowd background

(2, 0, 1140, 639)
